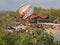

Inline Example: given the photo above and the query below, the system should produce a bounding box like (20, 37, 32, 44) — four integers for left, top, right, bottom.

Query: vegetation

(0, 29, 55, 45)
(0, 7, 60, 45)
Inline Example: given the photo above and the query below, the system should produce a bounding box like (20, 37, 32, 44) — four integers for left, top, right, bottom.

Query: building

(27, 14, 50, 23)
(16, 13, 51, 23)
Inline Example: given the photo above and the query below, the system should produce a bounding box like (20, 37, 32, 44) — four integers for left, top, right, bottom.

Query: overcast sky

(0, 0, 60, 11)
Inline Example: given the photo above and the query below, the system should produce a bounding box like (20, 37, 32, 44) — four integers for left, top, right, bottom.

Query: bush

(0, 28, 57, 45)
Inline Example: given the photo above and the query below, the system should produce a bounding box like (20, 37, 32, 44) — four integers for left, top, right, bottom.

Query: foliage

(0, 7, 60, 45)
(0, 29, 55, 45)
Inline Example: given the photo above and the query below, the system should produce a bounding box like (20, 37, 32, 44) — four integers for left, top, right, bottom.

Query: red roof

(16, 15, 22, 18)
(29, 15, 48, 19)
(16, 14, 48, 19)
(38, 15, 48, 19)
(30, 15, 37, 18)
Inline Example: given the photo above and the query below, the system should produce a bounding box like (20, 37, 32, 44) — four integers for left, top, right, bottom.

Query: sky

(0, 0, 60, 11)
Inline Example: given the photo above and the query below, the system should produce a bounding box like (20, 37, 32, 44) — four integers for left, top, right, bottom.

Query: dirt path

(46, 28, 60, 42)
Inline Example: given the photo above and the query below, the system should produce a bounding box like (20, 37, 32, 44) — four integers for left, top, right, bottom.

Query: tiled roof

(16, 14, 48, 19)
(16, 15, 22, 18)
(38, 15, 48, 19)
(29, 15, 48, 19)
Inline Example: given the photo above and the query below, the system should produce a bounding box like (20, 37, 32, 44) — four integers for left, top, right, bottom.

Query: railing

(37, 23, 60, 25)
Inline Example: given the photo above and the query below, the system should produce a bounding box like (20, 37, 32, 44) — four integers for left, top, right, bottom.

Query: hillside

(0, 7, 60, 45)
